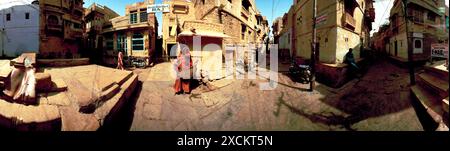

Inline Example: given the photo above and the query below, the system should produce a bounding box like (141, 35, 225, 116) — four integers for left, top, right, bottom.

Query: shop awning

(178, 30, 230, 38)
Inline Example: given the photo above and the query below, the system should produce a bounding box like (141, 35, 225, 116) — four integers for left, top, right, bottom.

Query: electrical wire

(376, 0, 393, 31)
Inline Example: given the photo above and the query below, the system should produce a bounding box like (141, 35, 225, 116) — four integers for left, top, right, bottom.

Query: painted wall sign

(431, 43, 448, 58)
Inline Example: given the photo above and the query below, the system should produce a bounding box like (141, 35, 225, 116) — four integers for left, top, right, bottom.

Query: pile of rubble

(0, 53, 138, 131)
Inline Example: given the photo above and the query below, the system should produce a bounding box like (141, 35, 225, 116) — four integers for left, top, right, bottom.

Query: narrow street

(126, 60, 423, 131)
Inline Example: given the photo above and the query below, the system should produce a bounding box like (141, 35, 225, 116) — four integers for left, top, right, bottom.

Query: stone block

(94, 74, 138, 124)
(51, 78, 68, 92)
(35, 72, 53, 92)
(0, 64, 13, 81)
(46, 92, 71, 106)
(100, 83, 120, 102)
(60, 106, 100, 131)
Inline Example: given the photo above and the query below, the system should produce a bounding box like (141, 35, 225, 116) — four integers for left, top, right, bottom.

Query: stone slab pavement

(130, 61, 423, 131)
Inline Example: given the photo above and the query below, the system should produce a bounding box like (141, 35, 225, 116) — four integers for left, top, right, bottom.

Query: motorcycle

(289, 60, 311, 84)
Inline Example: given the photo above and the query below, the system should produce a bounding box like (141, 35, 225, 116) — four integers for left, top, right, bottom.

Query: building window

(241, 24, 246, 40)
(25, 12, 30, 19)
(427, 12, 436, 22)
(410, 9, 424, 23)
(344, 0, 357, 17)
(414, 39, 422, 48)
(105, 34, 114, 50)
(140, 12, 148, 22)
(73, 23, 81, 29)
(130, 13, 138, 24)
(287, 33, 290, 45)
(242, 0, 251, 11)
(132, 33, 144, 51)
(6, 13, 11, 21)
(48, 15, 59, 25)
(117, 33, 127, 53)
(173, 5, 188, 14)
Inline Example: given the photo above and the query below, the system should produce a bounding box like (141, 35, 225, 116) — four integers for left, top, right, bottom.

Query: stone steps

(411, 85, 448, 131)
(424, 63, 449, 82)
(60, 106, 100, 131)
(414, 64, 449, 129)
(94, 74, 138, 126)
(78, 68, 134, 113)
(59, 71, 138, 131)
(417, 73, 449, 98)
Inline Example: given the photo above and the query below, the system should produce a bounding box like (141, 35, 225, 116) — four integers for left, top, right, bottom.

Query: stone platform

(0, 63, 138, 131)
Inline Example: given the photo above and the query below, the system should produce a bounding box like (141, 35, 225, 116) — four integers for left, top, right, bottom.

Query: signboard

(147, 4, 170, 13)
(431, 43, 448, 58)
(315, 14, 327, 27)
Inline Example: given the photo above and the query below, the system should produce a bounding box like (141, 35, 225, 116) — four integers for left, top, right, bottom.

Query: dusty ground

(124, 60, 423, 131)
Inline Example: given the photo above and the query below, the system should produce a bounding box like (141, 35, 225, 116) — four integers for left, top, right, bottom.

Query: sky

(371, 0, 395, 35)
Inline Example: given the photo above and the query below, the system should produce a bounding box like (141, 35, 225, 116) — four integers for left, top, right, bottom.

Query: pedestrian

(117, 51, 124, 70)
(173, 44, 193, 94)
(344, 48, 360, 77)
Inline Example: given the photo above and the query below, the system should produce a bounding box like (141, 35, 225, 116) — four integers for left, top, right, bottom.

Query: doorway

(394, 41, 398, 56)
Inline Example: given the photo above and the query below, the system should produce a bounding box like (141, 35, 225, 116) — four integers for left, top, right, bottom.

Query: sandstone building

(278, 0, 375, 87)
(83, 3, 119, 63)
(161, 0, 269, 80)
(39, 0, 84, 58)
(101, 0, 158, 66)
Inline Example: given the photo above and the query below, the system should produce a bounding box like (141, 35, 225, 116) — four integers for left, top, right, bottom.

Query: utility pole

(402, 0, 415, 85)
(310, 0, 317, 91)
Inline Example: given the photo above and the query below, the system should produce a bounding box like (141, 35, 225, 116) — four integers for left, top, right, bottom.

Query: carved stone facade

(162, 0, 269, 59)
(39, 0, 84, 58)
(100, 0, 158, 66)
(83, 3, 119, 63)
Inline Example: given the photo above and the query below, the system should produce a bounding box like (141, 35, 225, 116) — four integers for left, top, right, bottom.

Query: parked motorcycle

(289, 60, 311, 84)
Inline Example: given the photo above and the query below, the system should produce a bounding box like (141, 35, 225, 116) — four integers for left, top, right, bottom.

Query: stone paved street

(129, 60, 423, 131)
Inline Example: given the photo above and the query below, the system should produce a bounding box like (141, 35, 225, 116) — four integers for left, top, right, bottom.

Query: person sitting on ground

(344, 48, 360, 77)
(344, 48, 359, 70)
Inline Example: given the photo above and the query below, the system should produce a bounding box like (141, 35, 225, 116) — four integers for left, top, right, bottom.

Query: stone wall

(223, 14, 242, 45)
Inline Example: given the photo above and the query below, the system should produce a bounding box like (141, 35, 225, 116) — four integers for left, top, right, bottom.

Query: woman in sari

(174, 45, 193, 94)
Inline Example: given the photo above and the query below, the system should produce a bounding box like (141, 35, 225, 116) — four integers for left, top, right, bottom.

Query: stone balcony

(342, 12, 356, 30)
(241, 6, 250, 20)
(366, 8, 375, 22)
(47, 24, 63, 32)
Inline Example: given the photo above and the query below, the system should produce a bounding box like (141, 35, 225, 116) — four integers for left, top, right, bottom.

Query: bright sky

(371, 0, 395, 36)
